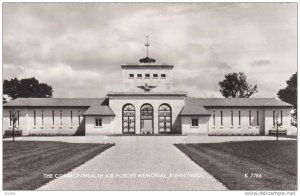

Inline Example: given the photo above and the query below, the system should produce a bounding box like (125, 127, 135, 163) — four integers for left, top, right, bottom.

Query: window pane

(9, 111, 12, 126)
(273, 110, 275, 126)
(161, 74, 166, 78)
(213, 111, 215, 126)
(145, 74, 150, 78)
(249, 111, 251, 126)
(34, 110, 36, 126)
(192, 119, 198, 127)
(238, 111, 241, 126)
(257, 111, 259, 126)
(153, 74, 158, 77)
(52, 110, 55, 126)
(41, 111, 44, 126)
(231, 111, 233, 126)
(129, 74, 134, 78)
(137, 74, 142, 78)
(17, 111, 20, 126)
(221, 111, 223, 126)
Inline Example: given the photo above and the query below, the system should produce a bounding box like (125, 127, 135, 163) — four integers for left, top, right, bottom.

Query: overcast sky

(3, 3, 297, 98)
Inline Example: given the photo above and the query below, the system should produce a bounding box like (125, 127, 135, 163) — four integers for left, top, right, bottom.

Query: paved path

(36, 136, 229, 190)
(6, 136, 295, 190)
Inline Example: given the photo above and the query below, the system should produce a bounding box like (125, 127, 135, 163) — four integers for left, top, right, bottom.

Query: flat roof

(107, 91, 187, 97)
(121, 64, 174, 69)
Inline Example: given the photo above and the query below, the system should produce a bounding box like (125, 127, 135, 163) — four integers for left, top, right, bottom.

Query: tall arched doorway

(140, 104, 154, 134)
(158, 104, 172, 133)
(122, 104, 135, 134)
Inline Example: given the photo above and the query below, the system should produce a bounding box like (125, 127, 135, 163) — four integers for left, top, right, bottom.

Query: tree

(219, 72, 258, 98)
(3, 77, 53, 100)
(10, 110, 18, 142)
(3, 97, 7, 104)
(274, 112, 282, 141)
(277, 72, 297, 126)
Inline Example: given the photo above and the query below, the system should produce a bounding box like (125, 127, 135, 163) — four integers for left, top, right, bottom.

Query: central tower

(121, 36, 174, 92)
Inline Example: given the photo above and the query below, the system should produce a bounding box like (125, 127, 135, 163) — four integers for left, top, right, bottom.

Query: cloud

(3, 3, 297, 98)
(251, 60, 271, 66)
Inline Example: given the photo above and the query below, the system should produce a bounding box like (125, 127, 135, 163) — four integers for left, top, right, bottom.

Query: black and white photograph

(1, 2, 298, 194)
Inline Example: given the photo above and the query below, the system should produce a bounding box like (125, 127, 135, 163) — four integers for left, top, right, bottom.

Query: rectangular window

(249, 111, 251, 126)
(60, 111, 62, 126)
(41, 111, 44, 126)
(78, 111, 81, 126)
(137, 74, 142, 78)
(95, 118, 102, 127)
(238, 111, 241, 126)
(129, 74, 134, 78)
(257, 111, 259, 126)
(17, 111, 20, 126)
(192, 118, 198, 127)
(273, 110, 276, 126)
(161, 74, 166, 78)
(231, 111, 233, 126)
(220, 111, 223, 126)
(153, 74, 158, 78)
(213, 111, 215, 126)
(52, 110, 55, 126)
(145, 74, 150, 78)
(9, 111, 12, 126)
(70, 111, 73, 126)
(34, 110, 36, 126)
(281, 110, 283, 125)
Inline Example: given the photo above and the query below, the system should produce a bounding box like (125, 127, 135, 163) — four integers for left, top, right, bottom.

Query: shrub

(4, 129, 22, 136)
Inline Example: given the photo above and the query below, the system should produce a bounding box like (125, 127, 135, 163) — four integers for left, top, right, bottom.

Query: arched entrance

(158, 104, 172, 133)
(140, 104, 154, 134)
(122, 104, 135, 134)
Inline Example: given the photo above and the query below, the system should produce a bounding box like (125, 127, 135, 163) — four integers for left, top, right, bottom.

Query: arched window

(158, 104, 172, 133)
(140, 104, 154, 134)
(122, 104, 135, 134)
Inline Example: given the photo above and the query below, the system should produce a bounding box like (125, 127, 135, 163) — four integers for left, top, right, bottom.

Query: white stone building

(2, 56, 296, 136)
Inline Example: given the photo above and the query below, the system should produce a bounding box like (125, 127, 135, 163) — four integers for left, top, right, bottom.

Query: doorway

(140, 104, 154, 134)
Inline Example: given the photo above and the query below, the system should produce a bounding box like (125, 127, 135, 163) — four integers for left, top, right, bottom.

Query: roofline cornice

(121, 64, 174, 69)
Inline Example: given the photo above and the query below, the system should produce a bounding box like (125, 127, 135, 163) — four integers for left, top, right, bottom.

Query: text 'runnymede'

(43, 173, 205, 179)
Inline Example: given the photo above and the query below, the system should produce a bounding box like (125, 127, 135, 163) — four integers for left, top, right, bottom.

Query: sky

(3, 3, 297, 98)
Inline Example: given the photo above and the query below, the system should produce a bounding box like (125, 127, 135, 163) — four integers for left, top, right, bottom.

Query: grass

(272, 135, 298, 139)
(175, 140, 297, 190)
(3, 141, 114, 190)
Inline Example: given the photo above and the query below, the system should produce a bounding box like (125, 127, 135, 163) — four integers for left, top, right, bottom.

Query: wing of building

(3, 57, 296, 136)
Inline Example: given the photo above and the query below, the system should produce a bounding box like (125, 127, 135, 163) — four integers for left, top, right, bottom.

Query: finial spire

(145, 35, 150, 57)
(139, 35, 156, 64)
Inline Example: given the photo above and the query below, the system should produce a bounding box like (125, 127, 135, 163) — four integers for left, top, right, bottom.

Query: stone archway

(122, 104, 135, 134)
(158, 103, 172, 133)
(140, 103, 154, 134)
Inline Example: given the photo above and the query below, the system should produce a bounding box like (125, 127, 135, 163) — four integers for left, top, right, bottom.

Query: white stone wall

(109, 95, 185, 134)
(181, 116, 209, 135)
(122, 68, 173, 92)
(206, 108, 264, 135)
(3, 108, 29, 135)
(264, 108, 293, 134)
(180, 107, 293, 135)
(3, 107, 86, 135)
(85, 116, 114, 135)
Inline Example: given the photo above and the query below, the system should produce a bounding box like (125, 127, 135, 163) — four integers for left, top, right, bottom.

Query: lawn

(175, 140, 297, 190)
(3, 141, 114, 190)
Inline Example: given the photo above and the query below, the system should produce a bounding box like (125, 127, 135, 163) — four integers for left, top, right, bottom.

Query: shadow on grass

(3, 141, 114, 190)
(175, 140, 297, 190)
